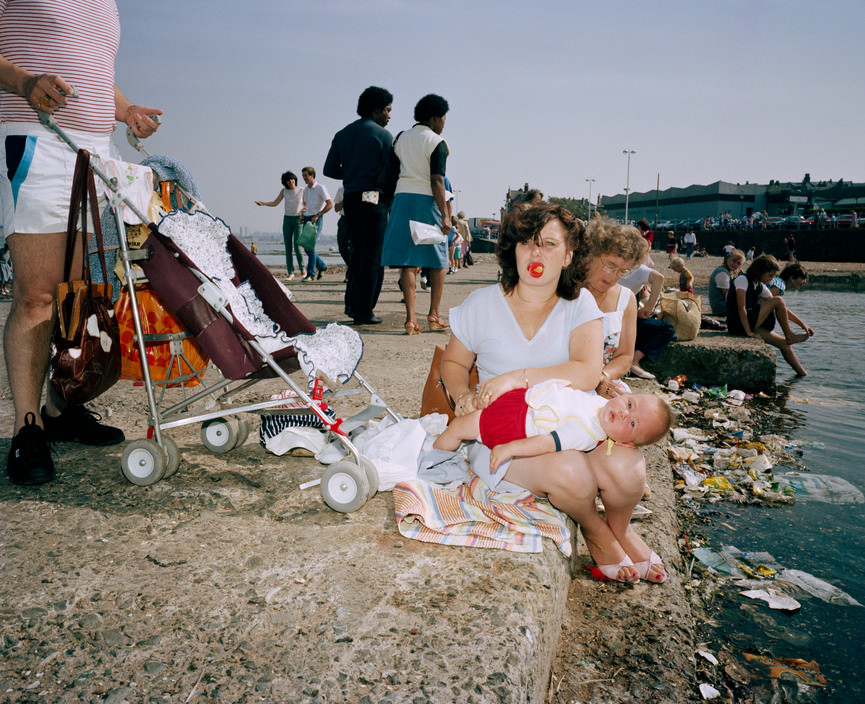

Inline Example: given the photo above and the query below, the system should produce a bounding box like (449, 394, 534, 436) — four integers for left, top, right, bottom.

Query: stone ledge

(642, 331, 776, 392)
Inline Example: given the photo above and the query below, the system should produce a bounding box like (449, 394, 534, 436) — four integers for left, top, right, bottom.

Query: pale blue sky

(113, 0, 864, 234)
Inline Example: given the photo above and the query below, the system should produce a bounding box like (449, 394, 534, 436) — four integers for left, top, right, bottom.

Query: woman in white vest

(381, 94, 451, 335)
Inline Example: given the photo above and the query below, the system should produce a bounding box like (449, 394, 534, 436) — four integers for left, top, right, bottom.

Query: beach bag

(49, 150, 121, 404)
(298, 221, 318, 250)
(659, 292, 702, 341)
(420, 345, 478, 421)
(114, 283, 209, 386)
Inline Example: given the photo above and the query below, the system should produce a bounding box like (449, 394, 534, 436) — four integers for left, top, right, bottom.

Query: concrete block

(643, 331, 776, 392)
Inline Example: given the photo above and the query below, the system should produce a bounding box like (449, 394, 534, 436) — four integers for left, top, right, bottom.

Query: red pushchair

(40, 111, 401, 513)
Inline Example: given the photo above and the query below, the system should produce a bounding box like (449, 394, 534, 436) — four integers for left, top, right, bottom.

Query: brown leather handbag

(49, 149, 121, 404)
(420, 345, 478, 421)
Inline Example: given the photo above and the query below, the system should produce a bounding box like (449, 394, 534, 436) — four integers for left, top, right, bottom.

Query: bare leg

(427, 267, 446, 322)
(4, 232, 80, 433)
(400, 266, 417, 327)
(505, 450, 639, 581)
(433, 411, 481, 451)
(585, 447, 666, 582)
(756, 297, 808, 344)
(756, 329, 808, 376)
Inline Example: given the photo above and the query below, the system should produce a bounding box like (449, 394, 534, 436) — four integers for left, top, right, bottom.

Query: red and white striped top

(0, 0, 120, 134)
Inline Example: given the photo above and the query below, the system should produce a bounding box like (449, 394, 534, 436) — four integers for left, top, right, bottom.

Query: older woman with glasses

(583, 217, 646, 397)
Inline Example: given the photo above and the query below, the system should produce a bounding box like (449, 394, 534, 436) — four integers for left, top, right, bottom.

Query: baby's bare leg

(433, 410, 482, 451)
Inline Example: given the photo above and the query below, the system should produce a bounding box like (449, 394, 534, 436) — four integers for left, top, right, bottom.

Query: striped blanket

(392, 474, 572, 556)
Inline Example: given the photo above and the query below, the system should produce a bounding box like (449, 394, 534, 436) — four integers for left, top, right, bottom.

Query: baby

(434, 379, 674, 472)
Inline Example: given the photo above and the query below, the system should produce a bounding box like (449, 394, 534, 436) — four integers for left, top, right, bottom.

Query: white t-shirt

(618, 264, 653, 295)
(713, 268, 731, 292)
(449, 285, 603, 383)
(302, 182, 331, 217)
(283, 187, 303, 216)
(733, 275, 771, 300)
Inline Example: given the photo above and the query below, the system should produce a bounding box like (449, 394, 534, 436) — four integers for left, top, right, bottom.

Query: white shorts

(0, 122, 111, 239)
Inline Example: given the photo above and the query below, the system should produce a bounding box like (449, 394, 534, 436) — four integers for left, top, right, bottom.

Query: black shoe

(41, 405, 125, 446)
(351, 315, 383, 325)
(317, 269, 325, 280)
(7, 412, 54, 486)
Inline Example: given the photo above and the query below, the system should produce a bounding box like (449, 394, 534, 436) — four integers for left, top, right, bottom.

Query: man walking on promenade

(300, 166, 332, 281)
(323, 86, 394, 325)
(683, 228, 696, 258)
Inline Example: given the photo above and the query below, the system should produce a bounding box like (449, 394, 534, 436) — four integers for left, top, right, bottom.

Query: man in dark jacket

(323, 86, 394, 325)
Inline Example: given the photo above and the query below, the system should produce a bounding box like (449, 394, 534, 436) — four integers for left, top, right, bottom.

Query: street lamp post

(585, 178, 595, 220)
(622, 149, 636, 223)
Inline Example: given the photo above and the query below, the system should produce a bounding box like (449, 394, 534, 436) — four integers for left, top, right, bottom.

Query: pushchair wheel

(161, 436, 180, 478)
(359, 457, 379, 500)
(121, 439, 167, 486)
(233, 418, 250, 449)
(201, 416, 241, 454)
(320, 461, 370, 513)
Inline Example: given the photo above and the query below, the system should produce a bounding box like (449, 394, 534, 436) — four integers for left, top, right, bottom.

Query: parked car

(656, 220, 676, 231)
(834, 214, 854, 228)
(782, 215, 805, 228)
(764, 216, 783, 229)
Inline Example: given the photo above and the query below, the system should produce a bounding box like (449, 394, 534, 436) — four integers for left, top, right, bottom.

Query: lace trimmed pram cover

(157, 211, 363, 384)
(158, 210, 294, 354)
(291, 323, 363, 387)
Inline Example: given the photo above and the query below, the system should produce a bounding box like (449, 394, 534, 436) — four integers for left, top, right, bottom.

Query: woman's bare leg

(756, 297, 808, 344)
(427, 267, 446, 321)
(505, 450, 639, 581)
(588, 447, 666, 582)
(756, 329, 808, 376)
(400, 267, 417, 326)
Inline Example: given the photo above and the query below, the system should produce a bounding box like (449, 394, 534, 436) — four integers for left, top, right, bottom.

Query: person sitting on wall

(726, 254, 811, 376)
(707, 248, 745, 317)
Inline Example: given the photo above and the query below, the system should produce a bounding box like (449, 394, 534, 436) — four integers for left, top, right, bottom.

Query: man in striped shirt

(0, 0, 161, 485)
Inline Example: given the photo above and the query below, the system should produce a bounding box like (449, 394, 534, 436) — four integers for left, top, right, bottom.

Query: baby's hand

(489, 445, 512, 474)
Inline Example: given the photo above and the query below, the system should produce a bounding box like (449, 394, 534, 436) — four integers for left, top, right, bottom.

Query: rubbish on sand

(740, 588, 801, 612)
(742, 653, 827, 687)
(699, 683, 721, 699)
(691, 545, 862, 606)
(697, 649, 719, 665)
(775, 471, 865, 504)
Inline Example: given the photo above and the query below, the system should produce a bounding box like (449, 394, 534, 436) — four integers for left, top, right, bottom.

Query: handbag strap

(63, 149, 110, 285)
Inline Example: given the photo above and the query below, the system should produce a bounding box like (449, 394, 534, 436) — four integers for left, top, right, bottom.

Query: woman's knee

(590, 447, 646, 497)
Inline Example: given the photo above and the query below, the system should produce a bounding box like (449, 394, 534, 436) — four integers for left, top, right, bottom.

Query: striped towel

(392, 474, 572, 556)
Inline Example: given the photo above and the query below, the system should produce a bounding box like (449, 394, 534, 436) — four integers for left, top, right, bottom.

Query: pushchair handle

(127, 114, 162, 157)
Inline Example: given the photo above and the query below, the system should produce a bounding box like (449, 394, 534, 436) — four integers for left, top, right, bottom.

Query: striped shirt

(0, 0, 120, 134)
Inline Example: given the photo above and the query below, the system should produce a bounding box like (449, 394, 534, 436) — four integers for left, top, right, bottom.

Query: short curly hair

(495, 202, 588, 300)
(584, 216, 645, 268)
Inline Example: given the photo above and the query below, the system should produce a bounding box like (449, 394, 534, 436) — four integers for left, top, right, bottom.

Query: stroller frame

(40, 111, 402, 512)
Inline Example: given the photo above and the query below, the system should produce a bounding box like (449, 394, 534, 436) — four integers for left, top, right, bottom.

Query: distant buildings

(599, 177, 865, 224)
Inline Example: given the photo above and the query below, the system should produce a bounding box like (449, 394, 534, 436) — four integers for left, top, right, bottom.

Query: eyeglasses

(599, 257, 632, 277)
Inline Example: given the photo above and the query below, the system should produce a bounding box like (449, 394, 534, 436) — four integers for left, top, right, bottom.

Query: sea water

(250, 234, 345, 270)
(694, 290, 865, 700)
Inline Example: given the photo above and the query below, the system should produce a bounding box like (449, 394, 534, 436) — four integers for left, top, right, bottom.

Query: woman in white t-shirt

(255, 170, 304, 280)
(440, 202, 666, 583)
